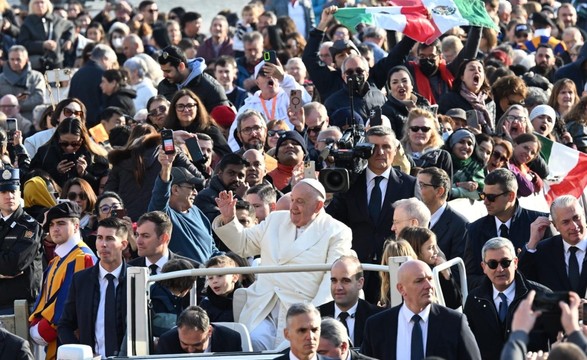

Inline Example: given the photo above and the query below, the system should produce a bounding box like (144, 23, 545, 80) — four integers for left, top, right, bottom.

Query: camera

(318, 127, 373, 193)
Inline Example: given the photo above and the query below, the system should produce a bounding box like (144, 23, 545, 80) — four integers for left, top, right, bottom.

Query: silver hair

(123, 57, 147, 79)
(551, 195, 580, 223)
(286, 303, 321, 325)
(235, 109, 267, 131)
(481, 237, 516, 261)
(320, 318, 348, 348)
(392, 198, 431, 227)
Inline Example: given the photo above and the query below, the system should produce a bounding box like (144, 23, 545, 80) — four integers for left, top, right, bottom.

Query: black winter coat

(381, 92, 430, 139)
(103, 87, 137, 117)
(324, 82, 386, 121)
(157, 72, 229, 113)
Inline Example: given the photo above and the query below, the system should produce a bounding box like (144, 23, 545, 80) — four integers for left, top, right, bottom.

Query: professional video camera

(318, 72, 374, 193)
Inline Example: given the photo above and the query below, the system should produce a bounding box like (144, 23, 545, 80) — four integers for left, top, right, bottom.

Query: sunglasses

(63, 108, 83, 117)
(67, 191, 88, 201)
(59, 140, 83, 148)
(479, 191, 508, 202)
(148, 8, 158, 13)
(344, 68, 365, 77)
(491, 151, 508, 162)
(268, 130, 286, 137)
(176, 103, 197, 112)
(148, 105, 167, 117)
(307, 122, 325, 134)
(409, 126, 431, 133)
(318, 138, 337, 145)
(484, 259, 513, 270)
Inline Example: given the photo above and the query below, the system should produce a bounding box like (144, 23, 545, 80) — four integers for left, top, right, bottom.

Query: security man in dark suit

(417, 166, 469, 260)
(519, 195, 587, 295)
(58, 217, 130, 358)
(0, 167, 43, 315)
(318, 256, 381, 347)
(327, 125, 418, 303)
(156, 305, 242, 354)
(361, 260, 481, 360)
(0, 327, 34, 360)
(464, 168, 550, 289)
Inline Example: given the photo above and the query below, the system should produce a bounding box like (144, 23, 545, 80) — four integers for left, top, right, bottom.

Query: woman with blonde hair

(401, 108, 453, 180)
(378, 238, 417, 308)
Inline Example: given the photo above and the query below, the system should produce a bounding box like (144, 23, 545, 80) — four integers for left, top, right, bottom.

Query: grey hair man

(279, 303, 322, 360)
(391, 197, 431, 236)
(318, 317, 377, 359)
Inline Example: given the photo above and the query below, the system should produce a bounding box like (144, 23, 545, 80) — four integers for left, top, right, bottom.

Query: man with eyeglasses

(519, 195, 587, 296)
(464, 237, 554, 360)
(464, 168, 550, 289)
(0, 95, 33, 136)
(156, 45, 229, 113)
(0, 167, 43, 315)
(390, 198, 430, 236)
(234, 109, 277, 172)
(0, 46, 45, 123)
(136, 0, 160, 28)
(418, 167, 469, 260)
(303, 102, 329, 163)
(150, 151, 219, 264)
(324, 54, 386, 121)
(315, 127, 342, 170)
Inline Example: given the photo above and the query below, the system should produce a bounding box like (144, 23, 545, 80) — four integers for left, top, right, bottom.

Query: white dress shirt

(145, 250, 170, 275)
(563, 239, 587, 275)
(429, 203, 448, 229)
(334, 301, 358, 345)
(95, 263, 123, 358)
(494, 217, 512, 237)
(397, 304, 431, 359)
(492, 281, 516, 312)
(366, 167, 391, 207)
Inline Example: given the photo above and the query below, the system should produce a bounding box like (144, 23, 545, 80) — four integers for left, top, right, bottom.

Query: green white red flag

(538, 134, 587, 204)
(334, 0, 498, 45)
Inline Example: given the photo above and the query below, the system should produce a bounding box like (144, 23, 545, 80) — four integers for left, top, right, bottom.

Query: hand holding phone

(161, 129, 175, 154)
(290, 90, 302, 113)
(185, 137, 204, 164)
(263, 50, 277, 65)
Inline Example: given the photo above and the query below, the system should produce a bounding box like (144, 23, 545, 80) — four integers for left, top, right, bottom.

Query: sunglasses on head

(479, 191, 508, 202)
(268, 130, 286, 137)
(409, 126, 431, 133)
(67, 191, 88, 201)
(59, 140, 83, 148)
(63, 107, 83, 117)
(484, 259, 513, 269)
(148, 105, 167, 117)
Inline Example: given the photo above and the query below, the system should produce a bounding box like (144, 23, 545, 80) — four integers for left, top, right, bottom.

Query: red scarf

(410, 60, 454, 104)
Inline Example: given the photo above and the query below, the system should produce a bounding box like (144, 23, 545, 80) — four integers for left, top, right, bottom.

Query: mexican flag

(333, 0, 498, 45)
(538, 134, 587, 204)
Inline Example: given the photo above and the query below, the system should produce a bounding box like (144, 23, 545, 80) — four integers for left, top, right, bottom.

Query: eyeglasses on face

(307, 122, 325, 134)
(240, 125, 263, 135)
(268, 130, 286, 137)
(505, 115, 526, 122)
(176, 103, 197, 112)
(479, 191, 508, 202)
(148, 105, 167, 117)
(409, 126, 431, 133)
(418, 182, 438, 189)
(178, 184, 197, 191)
(99, 203, 122, 213)
(59, 140, 83, 148)
(67, 191, 88, 201)
(318, 138, 337, 145)
(63, 107, 83, 117)
(344, 68, 365, 77)
(484, 258, 513, 269)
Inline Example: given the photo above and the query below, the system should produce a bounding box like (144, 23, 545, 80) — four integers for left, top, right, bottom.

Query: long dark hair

(265, 25, 285, 51)
(165, 89, 219, 131)
(51, 117, 107, 157)
(452, 58, 492, 96)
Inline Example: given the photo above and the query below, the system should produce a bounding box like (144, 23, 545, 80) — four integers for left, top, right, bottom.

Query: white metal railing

(125, 256, 465, 357)
(432, 257, 467, 308)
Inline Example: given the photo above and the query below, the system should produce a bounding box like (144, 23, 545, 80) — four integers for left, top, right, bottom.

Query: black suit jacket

(318, 299, 383, 347)
(519, 235, 587, 295)
(327, 168, 416, 302)
(57, 262, 127, 356)
(361, 303, 481, 360)
(350, 349, 378, 360)
(127, 250, 202, 269)
(464, 204, 550, 289)
(0, 328, 34, 360)
(156, 324, 242, 354)
(431, 204, 469, 260)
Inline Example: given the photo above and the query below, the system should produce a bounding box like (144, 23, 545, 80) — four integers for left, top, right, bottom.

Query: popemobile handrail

(432, 257, 467, 307)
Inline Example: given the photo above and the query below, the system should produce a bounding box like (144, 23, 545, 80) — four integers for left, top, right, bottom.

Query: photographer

(323, 54, 386, 122)
(501, 290, 587, 359)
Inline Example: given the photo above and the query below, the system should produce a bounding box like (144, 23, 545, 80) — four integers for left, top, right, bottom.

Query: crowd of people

(2, 0, 587, 359)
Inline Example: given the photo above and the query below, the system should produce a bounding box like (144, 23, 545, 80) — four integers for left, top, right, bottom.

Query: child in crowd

(151, 259, 197, 337)
(232, 4, 259, 57)
(200, 255, 242, 322)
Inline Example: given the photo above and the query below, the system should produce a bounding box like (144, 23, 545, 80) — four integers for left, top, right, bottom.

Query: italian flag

(539, 135, 587, 204)
(333, 0, 498, 45)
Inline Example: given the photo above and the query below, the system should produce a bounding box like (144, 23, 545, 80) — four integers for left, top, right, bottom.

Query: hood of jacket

(178, 57, 206, 90)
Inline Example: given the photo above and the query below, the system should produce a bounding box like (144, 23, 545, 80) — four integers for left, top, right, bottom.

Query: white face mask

(112, 38, 123, 48)
(533, 28, 551, 37)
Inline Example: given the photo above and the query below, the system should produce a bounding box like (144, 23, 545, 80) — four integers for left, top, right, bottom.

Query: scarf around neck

(459, 84, 494, 133)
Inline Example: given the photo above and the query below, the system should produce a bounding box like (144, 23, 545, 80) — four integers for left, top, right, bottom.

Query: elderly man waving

(214, 179, 352, 351)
